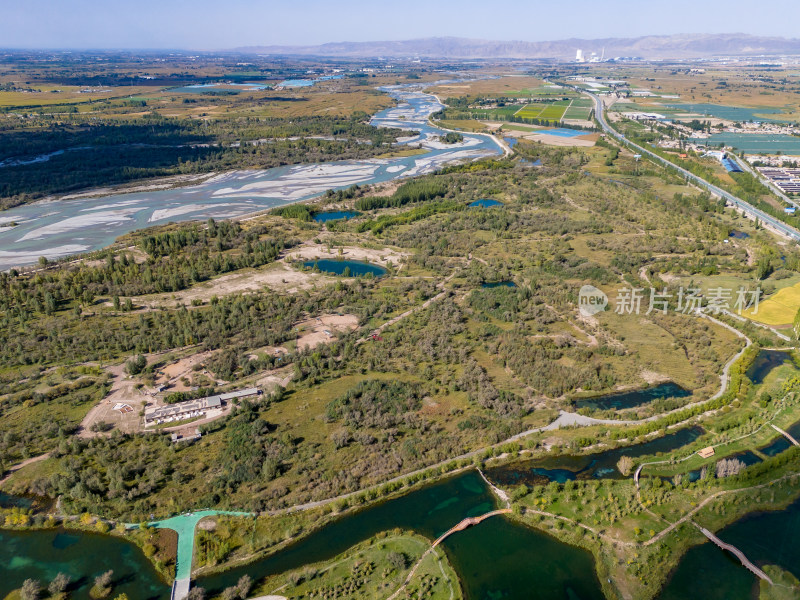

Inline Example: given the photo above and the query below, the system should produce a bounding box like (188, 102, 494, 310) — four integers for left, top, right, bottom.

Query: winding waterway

(4, 446, 799, 599)
(0, 84, 502, 270)
(486, 426, 705, 485)
(2, 472, 603, 600)
(193, 471, 604, 599)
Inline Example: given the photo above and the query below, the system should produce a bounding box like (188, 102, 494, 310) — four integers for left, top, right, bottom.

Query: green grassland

(564, 98, 594, 120)
(4, 141, 795, 520)
(0, 366, 111, 464)
(250, 531, 461, 600)
(2, 80, 800, 600)
(515, 99, 571, 121)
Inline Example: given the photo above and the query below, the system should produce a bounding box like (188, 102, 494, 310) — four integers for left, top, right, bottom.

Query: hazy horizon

(4, 0, 800, 51)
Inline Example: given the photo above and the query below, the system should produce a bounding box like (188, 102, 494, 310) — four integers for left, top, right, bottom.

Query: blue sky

(4, 0, 800, 49)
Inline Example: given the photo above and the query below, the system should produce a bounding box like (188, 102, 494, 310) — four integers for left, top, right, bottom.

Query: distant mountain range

(235, 34, 800, 60)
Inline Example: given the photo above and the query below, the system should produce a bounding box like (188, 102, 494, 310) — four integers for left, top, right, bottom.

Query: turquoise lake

(312, 210, 360, 222)
(0, 528, 169, 600)
(302, 259, 387, 277)
(468, 199, 503, 208)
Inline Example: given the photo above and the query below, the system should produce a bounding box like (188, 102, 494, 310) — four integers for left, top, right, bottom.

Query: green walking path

(129, 510, 253, 581)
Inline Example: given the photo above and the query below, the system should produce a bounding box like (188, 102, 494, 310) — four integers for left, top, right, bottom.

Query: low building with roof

(697, 446, 715, 459)
(144, 388, 262, 428)
(144, 396, 222, 427)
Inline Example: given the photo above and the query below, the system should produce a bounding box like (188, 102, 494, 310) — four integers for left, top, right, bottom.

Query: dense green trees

(354, 179, 448, 211)
(325, 380, 423, 428)
(0, 116, 408, 208)
(0, 220, 298, 336)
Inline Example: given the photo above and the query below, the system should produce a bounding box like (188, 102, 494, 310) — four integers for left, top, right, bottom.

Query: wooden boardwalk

(696, 524, 773, 585)
(771, 424, 800, 447)
(431, 509, 512, 548)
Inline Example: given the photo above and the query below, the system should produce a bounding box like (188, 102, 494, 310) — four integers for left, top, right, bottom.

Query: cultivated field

(515, 99, 571, 121)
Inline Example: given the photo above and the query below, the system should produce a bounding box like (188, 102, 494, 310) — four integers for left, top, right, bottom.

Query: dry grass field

(744, 280, 800, 325)
(427, 75, 546, 98)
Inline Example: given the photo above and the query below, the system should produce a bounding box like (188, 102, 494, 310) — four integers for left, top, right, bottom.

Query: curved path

(0, 453, 50, 486)
(128, 509, 254, 600)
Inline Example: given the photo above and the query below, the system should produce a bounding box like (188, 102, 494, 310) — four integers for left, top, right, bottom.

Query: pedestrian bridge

(696, 524, 773, 585)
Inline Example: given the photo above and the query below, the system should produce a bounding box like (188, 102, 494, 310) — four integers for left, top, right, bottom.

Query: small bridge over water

(387, 508, 512, 600)
(771, 424, 800, 447)
(128, 509, 254, 600)
(431, 508, 512, 548)
(695, 523, 773, 585)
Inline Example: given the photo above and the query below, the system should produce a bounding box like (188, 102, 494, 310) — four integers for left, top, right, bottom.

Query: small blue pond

(279, 79, 315, 87)
(313, 211, 360, 223)
(469, 199, 503, 208)
(0, 491, 33, 509)
(759, 437, 793, 457)
(482, 281, 516, 289)
(303, 259, 386, 277)
(729, 230, 749, 239)
(539, 128, 587, 138)
(575, 382, 690, 411)
(747, 350, 791, 385)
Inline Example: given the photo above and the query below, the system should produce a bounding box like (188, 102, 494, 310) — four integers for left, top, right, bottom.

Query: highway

(584, 90, 800, 243)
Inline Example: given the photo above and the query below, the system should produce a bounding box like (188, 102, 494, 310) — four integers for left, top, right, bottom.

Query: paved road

(585, 91, 800, 243)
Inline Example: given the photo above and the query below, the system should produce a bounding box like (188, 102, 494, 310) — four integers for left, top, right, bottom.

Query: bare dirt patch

(133, 263, 336, 308)
(156, 350, 219, 392)
(197, 518, 217, 531)
(256, 365, 295, 392)
(78, 363, 149, 437)
(294, 314, 360, 350)
(640, 370, 671, 385)
(515, 132, 596, 148)
(285, 243, 406, 268)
